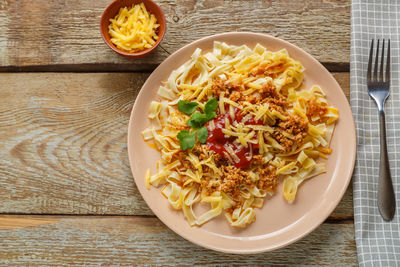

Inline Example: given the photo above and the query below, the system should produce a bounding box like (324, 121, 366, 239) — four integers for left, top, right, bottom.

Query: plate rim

(127, 32, 356, 254)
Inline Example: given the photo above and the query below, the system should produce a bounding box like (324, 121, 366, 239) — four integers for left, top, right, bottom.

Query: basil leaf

(204, 97, 218, 115)
(206, 111, 216, 121)
(187, 112, 208, 129)
(177, 130, 196, 150)
(178, 98, 217, 150)
(178, 100, 198, 115)
(196, 126, 208, 144)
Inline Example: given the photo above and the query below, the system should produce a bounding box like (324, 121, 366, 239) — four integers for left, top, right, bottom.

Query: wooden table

(0, 0, 355, 265)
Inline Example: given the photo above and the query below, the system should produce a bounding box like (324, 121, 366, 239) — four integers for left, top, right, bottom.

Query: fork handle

(378, 110, 396, 220)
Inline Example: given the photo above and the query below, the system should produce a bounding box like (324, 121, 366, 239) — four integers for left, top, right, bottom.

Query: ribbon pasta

(142, 42, 339, 228)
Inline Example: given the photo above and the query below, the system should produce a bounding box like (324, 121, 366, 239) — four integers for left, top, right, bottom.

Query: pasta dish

(141, 42, 339, 228)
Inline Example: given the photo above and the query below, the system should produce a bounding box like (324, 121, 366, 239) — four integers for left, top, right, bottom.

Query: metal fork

(367, 39, 396, 221)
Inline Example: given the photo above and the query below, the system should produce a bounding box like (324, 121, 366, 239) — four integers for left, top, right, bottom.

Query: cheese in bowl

(142, 42, 339, 228)
(108, 2, 160, 53)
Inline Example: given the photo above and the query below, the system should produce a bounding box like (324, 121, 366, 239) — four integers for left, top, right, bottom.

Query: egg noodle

(142, 42, 339, 228)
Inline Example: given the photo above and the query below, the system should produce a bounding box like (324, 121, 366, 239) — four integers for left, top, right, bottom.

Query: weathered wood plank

(0, 216, 59, 230)
(0, 72, 352, 217)
(0, 215, 356, 266)
(0, 0, 350, 71)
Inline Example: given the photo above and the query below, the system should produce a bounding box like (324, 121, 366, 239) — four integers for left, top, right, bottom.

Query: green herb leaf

(196, 126, 208, 143)
(177, 130, 196, 150)
(187, 112, 208, 129)
(204, 97, 218, 115)
(178, 100, 198, 115)
(206, 111, 216, 121)
(178, 98, 218, 150)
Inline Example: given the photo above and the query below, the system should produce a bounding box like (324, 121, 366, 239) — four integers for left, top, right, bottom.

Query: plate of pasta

(127, 32, 356, 254)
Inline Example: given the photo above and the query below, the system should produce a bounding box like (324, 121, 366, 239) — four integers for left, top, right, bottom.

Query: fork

(367, 39, 396, 221)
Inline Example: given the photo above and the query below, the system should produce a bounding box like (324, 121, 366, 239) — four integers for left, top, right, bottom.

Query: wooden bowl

(100, 0, 166, 58)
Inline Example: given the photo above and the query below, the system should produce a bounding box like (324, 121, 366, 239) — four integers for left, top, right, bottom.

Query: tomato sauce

(206, 108, 263, 169)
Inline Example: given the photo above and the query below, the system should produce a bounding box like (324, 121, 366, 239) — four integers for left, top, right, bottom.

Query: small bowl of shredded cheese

(100, 0, 166, 58)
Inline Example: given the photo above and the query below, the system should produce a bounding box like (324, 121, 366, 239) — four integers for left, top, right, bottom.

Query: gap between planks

(0, 62, 350, 73)
(0, 214, 354, 230)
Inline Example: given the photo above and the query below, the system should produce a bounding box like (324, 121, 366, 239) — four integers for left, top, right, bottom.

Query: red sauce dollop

(206, 108, 263, 169)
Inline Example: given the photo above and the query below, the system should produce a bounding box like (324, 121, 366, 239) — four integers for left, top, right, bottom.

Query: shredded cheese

(108, 3, 160, 53)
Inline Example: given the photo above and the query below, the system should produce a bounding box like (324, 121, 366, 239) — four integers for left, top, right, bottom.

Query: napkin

(351, 1, 400, 266)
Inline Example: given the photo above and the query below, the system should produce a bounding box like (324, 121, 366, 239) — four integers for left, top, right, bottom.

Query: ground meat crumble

(185, 78, 307, 203)
(306, 99, 328, 118)
(271, 115, 308, 152)
(193, 145, 279, 201)
(220, 166, 254, 198)
(257, 165, 278, 191)
(211, 78, 241, 98)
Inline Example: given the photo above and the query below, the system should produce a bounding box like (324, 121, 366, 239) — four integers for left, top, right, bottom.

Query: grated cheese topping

(108, 3, 159, 53)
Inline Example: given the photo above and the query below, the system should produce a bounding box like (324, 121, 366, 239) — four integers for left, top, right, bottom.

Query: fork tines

(367, 39, 390, 83)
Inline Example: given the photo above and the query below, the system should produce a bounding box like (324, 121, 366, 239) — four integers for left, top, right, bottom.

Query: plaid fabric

(351, 1, 400, 266)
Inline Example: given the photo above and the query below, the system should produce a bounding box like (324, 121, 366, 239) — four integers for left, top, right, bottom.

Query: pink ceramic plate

(127, 32, 356, 254)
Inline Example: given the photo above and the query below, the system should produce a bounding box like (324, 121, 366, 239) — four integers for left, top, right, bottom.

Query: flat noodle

(141, 42, 339, 228)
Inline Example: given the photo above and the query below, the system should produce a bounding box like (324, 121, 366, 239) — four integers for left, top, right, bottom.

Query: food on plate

(141, 42, 339, 228)
(108, 2, 159, 53)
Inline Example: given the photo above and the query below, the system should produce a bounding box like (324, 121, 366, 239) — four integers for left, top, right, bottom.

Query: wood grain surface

(0, 72, 352, 217)
(0, 0, 350, 71)
(0, 215, 357, 266)
(0, 216, 58, 230)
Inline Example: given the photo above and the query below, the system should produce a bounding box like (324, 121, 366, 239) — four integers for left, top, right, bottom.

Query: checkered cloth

(351, 1, 400, 266)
